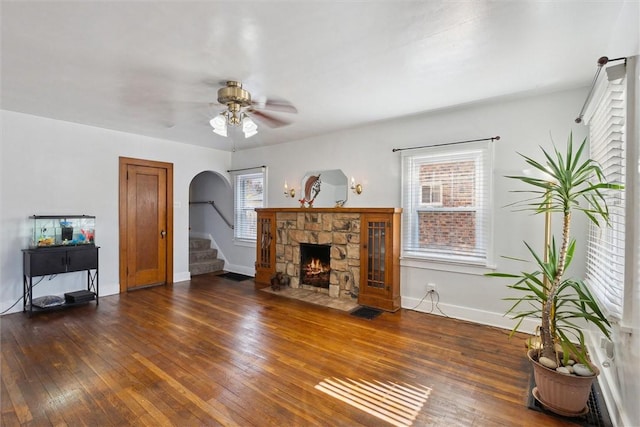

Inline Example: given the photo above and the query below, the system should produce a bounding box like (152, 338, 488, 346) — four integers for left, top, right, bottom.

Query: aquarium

(30, 215, 96, 248)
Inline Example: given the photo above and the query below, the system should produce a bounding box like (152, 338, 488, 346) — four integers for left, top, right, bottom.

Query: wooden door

(119, 158, 173, 292)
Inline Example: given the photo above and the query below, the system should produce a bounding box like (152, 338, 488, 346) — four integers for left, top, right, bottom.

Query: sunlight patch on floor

(314, 377, 431, 427)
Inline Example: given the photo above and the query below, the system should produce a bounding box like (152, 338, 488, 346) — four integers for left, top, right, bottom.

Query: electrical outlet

(426, 282, 436, 293)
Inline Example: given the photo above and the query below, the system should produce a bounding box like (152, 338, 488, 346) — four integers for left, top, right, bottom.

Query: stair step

(189, 237, 224, 276)
(189, 248, 218, 263)
(190, 259, 225, 276)
(189, 238, 211, 250)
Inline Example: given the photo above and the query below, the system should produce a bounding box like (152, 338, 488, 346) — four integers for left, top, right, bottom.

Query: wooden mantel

(256, 207, 401, 214)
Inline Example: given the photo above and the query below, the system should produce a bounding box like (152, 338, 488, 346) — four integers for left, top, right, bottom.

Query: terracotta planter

(528, 349, 597, 416)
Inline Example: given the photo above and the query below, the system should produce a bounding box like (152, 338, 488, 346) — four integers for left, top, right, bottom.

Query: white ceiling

(2, 1, 638, 152)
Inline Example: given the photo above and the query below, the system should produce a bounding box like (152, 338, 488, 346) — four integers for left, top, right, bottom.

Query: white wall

(232, 87, 638, 425)
(0, 110, 231, 313)
(232, 87, 589, 329)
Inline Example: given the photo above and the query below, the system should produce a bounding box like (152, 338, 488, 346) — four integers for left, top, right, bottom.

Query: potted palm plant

(488, 133, 622, 416)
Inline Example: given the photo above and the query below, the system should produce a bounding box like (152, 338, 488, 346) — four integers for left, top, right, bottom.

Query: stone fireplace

(275, 211, 361, 299)
(256, 207, 401, 311)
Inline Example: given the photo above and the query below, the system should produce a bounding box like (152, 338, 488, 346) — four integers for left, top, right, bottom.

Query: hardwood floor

(1, 275, 578, 426)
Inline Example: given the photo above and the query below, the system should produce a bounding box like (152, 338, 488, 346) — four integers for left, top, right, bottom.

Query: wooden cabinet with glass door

(359, 210, 401, 311)
(255, 210, 276, 284)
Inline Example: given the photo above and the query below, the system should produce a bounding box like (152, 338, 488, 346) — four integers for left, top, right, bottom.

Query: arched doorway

(188, 171, 233, 276)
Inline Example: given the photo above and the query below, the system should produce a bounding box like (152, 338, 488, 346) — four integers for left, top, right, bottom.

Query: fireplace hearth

(300, 243, 331, 288)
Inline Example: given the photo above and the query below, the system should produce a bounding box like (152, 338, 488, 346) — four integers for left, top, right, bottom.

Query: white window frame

(401, 141, 493, 267)
(420, 181, 443, 206)
(233, 167, 266, 244)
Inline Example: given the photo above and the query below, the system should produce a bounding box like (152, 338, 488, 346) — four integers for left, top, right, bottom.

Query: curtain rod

(575, 56, 627, 124)
(392, 136, 500, 153)
(226, 165, 266, 173)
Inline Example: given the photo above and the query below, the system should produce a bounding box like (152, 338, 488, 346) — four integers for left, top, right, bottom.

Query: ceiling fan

(210, 81, 297, 138)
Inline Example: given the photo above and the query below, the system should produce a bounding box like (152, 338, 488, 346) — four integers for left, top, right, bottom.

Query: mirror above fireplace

(300, 169, 348, 207)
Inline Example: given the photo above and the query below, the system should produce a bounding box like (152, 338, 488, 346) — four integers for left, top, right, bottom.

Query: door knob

(160, 230, 167, 238)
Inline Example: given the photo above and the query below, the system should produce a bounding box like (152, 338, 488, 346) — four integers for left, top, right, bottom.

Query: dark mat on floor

(219, 272, 254, 282)
(526, 370, 612, 427)
(350, 306, 383, 320)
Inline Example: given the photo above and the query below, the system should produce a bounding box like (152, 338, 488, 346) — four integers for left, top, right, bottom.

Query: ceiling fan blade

(248, 110, 292, 128)
(252, 98, 298, 114)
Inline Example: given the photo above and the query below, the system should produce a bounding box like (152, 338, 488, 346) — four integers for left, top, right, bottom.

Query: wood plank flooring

(1, 274, 578, 426)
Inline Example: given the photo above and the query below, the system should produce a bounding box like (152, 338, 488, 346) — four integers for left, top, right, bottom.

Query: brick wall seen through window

(418, 160, 476, 251)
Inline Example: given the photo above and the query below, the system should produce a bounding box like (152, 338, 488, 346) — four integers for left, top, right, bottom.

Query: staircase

(189, 238, 225, 276)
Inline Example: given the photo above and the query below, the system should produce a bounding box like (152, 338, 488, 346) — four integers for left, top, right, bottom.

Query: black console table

(22, 245, 99, 316)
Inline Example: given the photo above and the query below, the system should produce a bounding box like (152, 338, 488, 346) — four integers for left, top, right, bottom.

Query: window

(584, 62, 629, 321)
(421, 181, 442, 206)
(234, 168, 265, 242)
(401, 141, 493, 265)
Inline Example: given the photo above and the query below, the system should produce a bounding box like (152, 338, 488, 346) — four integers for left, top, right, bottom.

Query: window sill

(400, 255, 496, 276)
(234, 239, 256, 248)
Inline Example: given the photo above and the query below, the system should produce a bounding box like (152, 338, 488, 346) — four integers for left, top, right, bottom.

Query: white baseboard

(401, 295, 540, 333)
(1, 299, 25, 315)
(223, 263, 255, 278)
(174, 271, 191, 283)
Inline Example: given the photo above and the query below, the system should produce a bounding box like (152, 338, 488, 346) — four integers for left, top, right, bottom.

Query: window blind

(233, 168, 265, 241)
(583, 64, 627, 321)
(401, 141, 493, 265)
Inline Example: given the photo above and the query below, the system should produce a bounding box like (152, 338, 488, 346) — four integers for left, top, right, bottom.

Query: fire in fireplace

(300, 243, 331, 288)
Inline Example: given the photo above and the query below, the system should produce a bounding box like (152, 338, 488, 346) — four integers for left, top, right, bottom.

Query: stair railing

(189, 201, 234, 230)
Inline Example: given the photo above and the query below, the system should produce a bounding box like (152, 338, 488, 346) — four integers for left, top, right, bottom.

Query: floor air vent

(350, 306, 383, 320)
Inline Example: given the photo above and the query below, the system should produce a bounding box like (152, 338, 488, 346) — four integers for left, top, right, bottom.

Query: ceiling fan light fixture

(210, 114, 226, 128)
(242, 116, 258, 138)
(210, 81, 296, 141)
(210, 114, 227, 136)
(211, 110, 258, 139)
(228, 110, 242, 126)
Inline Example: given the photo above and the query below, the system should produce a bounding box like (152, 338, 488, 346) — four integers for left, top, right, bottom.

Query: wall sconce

(284, 181, 296, 198)
(351, 177, 363, 195)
